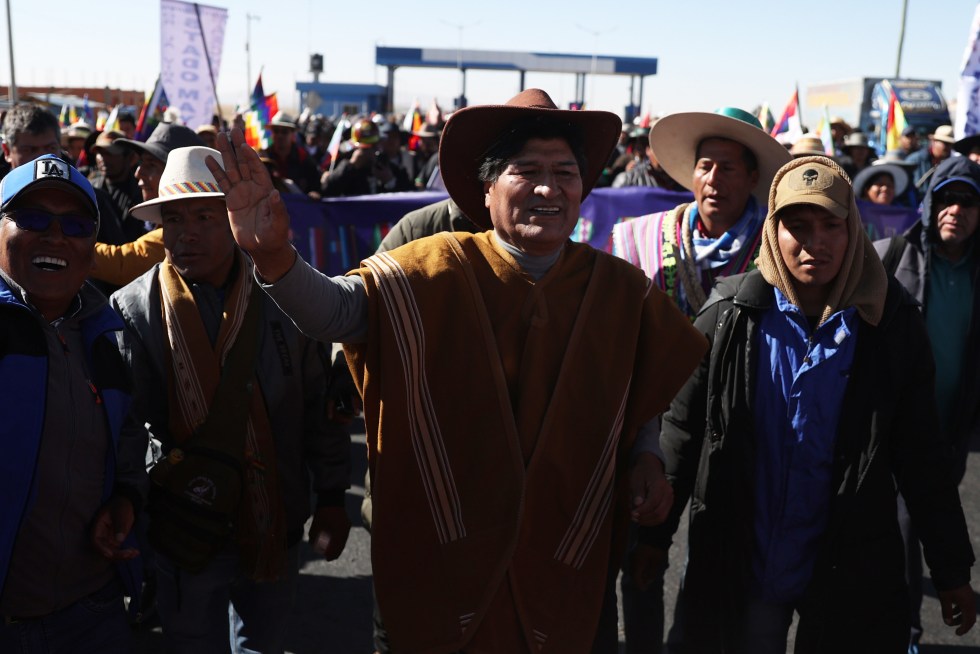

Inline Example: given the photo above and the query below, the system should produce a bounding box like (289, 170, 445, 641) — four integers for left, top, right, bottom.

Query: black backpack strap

(881, 236, 905, 277)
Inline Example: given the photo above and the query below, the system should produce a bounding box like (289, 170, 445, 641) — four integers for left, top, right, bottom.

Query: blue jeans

(156, 544, 300, 654)
(0, 579, 131, 654)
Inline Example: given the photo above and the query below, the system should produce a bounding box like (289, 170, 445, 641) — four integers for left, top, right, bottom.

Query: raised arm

(208, 128, 369, 344)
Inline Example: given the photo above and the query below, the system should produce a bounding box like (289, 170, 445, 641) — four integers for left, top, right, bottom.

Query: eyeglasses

(936, 190, 980, 208)
(2, 209, 97, 238)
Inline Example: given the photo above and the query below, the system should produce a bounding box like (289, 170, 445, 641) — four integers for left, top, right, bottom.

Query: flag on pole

(770, 87, 804, 145)
(402, 98, 421, 133)
(815, 105, 835, 155)
(882, 80, 909, 153)
(136, 77, 170, 141)
(325, 115, 349, 171)
(426, 98, 444, 126)
(81, 95, 94, 125)
(956, 3, 980, 140)
(100, 105, 120, 133)
(243, 73, 279, 150)
(757, 103, 775, 135)
(160, 0, 228, 127)
(403, 99, 424, 151)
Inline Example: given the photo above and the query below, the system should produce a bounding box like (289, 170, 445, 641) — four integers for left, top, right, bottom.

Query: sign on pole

(955, 2, 980, 139)
(161, 0, 228, 128)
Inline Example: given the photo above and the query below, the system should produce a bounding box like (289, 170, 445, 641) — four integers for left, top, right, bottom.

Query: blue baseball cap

(0, 154, 99, 225)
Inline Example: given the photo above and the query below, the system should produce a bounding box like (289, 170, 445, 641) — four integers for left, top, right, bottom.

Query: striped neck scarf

(159, 251, 287, 580)
(687, 196, 765, 271)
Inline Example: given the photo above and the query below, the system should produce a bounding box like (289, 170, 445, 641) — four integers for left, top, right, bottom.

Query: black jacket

(873, 156, 980, 482)
(647, 270, 973, 653)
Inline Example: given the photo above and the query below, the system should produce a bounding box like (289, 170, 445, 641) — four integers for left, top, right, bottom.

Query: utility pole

(575, 24, 615, 109)
(895, 0, 909, 78)
(440, 19, 479, 109)
(246, 13, 261, 95)
(5, 0, 16, 103)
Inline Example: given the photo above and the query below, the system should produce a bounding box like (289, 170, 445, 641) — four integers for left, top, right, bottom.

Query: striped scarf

(159, 252, 286, 580)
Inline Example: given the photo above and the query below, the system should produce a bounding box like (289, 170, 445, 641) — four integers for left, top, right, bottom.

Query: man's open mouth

(32, 256, 67, 271)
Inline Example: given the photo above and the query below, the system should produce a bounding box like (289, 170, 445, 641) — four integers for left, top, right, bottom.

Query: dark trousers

(897, 493, 923, 646)
(0, 580, 131, 654)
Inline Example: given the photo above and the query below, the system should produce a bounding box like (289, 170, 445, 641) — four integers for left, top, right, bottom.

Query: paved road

(136, 422, 980, 653)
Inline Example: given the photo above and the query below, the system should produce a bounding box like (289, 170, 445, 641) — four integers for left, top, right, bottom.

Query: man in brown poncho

(208, 89, 707, 653)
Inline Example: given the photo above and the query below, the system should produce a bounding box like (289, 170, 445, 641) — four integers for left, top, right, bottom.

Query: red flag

(771, 88, 800, 138)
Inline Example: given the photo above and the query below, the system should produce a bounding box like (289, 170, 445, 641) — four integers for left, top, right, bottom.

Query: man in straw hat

(613, 107, 791, 319)
(641, 155, 975, 651)
(209, 88, 707, 653)
(907, 124, 956, 197)
(612, 107, 789, 651)
(110, 146, 352, 652)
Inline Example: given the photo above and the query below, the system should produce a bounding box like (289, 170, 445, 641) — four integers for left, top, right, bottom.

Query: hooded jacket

(648, 270, 973, 652)
(646, 156, 974, 652)
(873, 156, 980, 481)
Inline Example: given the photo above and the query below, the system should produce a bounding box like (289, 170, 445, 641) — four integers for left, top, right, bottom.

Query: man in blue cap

(611, 107, 790, 653)
(875, 155, 980, 652)
(0, 154, 144, 652)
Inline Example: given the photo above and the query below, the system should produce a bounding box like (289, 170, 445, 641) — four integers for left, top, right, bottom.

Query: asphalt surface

(134, 421, 980, 653)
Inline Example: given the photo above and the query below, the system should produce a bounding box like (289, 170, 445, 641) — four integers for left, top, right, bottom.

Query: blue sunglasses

(2, 209, 97, 238)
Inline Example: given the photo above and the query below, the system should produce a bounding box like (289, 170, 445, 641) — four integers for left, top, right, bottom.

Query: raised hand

(207, 128, 296, 282)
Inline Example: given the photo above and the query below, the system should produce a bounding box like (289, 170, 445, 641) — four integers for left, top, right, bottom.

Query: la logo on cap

(34, 158, 69, 180)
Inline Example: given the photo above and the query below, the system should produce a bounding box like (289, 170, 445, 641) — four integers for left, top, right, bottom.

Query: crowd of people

(0, 86, 977, 654)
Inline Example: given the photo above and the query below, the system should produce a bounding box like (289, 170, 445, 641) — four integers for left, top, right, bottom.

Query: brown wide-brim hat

(650, 108, 791, 204)
(439, 88, 622, 230)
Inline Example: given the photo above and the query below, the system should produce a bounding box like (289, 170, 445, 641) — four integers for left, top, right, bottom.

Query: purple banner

(282, 189, 919, 276)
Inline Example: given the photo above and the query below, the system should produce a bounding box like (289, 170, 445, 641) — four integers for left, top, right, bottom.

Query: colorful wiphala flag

(135, 77, 170, 141)
(243, 73, 279, 150)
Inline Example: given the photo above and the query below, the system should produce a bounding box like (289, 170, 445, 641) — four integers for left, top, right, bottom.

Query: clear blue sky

(3, 0, 977, 128)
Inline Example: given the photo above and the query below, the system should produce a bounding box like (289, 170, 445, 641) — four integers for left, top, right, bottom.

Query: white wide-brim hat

(130, 146, 225, 224)
(650, 108, 791, 204)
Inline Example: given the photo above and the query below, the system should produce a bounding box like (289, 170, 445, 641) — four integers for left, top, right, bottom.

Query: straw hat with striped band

(650, 107, 791, 204)
(130, 146, 225, 224)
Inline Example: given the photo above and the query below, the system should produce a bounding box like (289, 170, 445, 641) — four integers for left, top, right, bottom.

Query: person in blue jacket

(0, 154, 145, 653)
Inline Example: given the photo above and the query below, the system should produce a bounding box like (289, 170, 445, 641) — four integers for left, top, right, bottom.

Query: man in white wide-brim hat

(611, 106, 789, 651)
(109, 146, 352, 652)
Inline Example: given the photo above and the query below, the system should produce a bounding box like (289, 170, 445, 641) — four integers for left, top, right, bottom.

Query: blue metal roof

(376, 46, 657, 76)
(296, 82, 387, 95)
